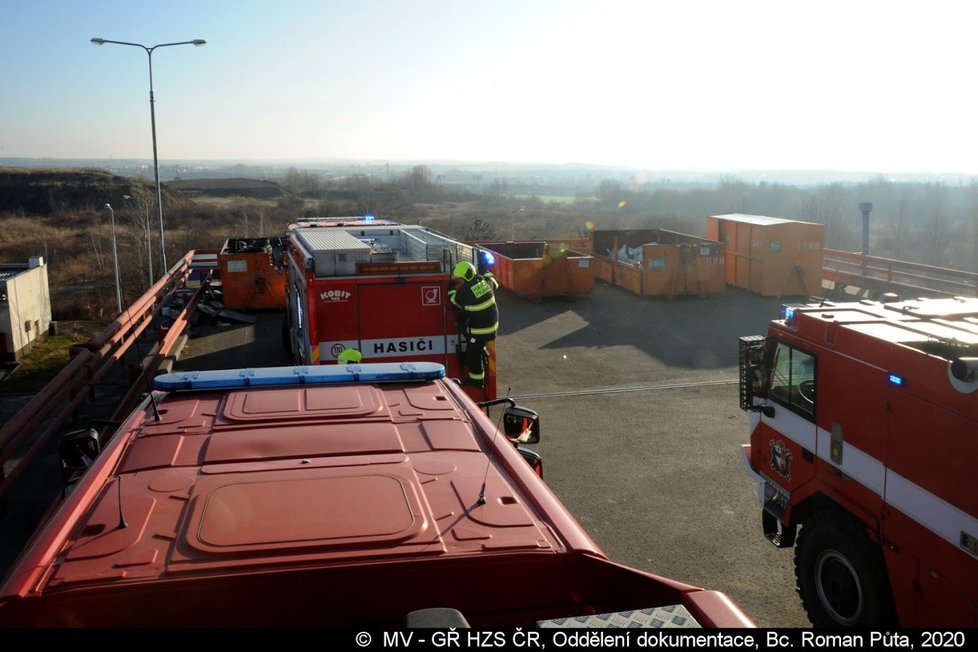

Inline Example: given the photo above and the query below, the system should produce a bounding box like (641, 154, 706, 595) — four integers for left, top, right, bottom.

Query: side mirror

(504, 406, 540, 444)
(59, 428, 101, 490)
(739, 335, 770, 411)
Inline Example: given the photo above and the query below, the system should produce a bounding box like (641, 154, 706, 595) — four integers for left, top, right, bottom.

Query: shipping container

(217, 237, 287, 311)
(706, 214, 823, 298)
(477, 241, 594, 301)
(591, 229, 725, 298)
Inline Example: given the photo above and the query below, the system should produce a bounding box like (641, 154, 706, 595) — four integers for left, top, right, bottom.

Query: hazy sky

(3, 0, 978, 174)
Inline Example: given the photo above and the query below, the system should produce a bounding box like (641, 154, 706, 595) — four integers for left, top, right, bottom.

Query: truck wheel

(795, 511, 896, 628)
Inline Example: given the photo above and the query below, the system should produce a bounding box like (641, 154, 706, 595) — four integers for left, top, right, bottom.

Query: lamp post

(91, 37, 206, 278)
(104, 203, 123, 315)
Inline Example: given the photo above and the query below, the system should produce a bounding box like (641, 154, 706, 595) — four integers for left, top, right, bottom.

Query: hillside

(0, 168, 178, 214)
(167, 177, 283, 199)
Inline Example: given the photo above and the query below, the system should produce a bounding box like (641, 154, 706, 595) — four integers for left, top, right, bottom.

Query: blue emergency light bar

(481, 250, 496, 266)
(888, 373, 905, 387)
(779, 304, 798, 324)
(154, 362, 445, 391)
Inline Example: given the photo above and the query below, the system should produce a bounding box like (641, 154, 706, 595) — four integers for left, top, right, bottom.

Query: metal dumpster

(706, 213, 823, 297)
(591, 229, 725, 298)
(477, 241, 594, 300)
(217, 237, 287, 311)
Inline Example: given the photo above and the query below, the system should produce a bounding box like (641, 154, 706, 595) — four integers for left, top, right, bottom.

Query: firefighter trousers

(464, 334, 493, 384)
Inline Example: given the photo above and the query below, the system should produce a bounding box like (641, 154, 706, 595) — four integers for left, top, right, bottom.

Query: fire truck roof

(29, 367, 571, 594)
(787, 297, 978, 350)
(293, 215, 401, 227)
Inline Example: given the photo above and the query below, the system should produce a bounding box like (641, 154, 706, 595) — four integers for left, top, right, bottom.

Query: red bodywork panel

(0, 372, 751, 628)
(746, 297, 978, 626)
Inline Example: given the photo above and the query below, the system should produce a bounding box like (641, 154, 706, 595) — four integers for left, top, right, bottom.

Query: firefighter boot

(462, 345, 488, 387)
(461, 374, 485, 388)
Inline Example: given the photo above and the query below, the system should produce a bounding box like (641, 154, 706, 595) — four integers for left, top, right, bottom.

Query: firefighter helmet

(337, 348, 363, 364)
(452, 261, 476, 281)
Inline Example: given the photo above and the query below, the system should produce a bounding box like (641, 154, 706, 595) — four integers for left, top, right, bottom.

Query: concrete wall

(0, 257, 53, 361)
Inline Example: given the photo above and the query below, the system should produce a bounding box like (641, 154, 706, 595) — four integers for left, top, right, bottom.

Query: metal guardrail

(822, 248, 978, 298)
(0, 250, 215, 500)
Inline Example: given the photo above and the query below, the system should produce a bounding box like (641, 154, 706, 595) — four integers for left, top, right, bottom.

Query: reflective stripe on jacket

(450, 272, 499, 336)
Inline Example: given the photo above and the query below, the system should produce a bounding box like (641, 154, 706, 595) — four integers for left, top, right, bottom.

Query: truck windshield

(769, 341, 816, 419)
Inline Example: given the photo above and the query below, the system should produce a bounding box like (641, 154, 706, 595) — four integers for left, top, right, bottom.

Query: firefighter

(448, 260, 499, 387)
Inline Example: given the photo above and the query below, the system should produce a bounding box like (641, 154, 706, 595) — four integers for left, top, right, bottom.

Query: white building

(0, 257, 53, 362)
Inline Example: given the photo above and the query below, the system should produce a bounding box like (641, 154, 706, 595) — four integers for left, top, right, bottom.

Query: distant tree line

(265, 168, 978, 273)
(592, 176, 978, 272)
(5, 164, 978, 319)
(273, 166, 978, 274)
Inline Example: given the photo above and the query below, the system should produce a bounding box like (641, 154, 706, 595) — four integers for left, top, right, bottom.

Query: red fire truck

(0, 363, 752, 628)
(281, 217, 497, 401)
(740, 296, 978, 627)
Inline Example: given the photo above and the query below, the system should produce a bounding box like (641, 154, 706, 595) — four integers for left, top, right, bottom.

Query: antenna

(116, 475, 128, 529)
(148, 389, 162, 422)
(476, 387, 512, 507)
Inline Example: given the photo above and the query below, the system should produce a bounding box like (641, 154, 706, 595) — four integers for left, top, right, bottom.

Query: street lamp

(104, 203, 123, 315)
(90, 36, 206, 277)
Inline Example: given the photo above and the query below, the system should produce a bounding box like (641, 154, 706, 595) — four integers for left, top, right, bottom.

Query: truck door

(285, 278, 312, 365)
(884, 388, 978, 625)
(356, 282, 451, 367)
(758, 340, 818, 493)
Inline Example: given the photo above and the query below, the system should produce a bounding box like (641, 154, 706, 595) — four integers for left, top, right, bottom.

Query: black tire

(795, 510, 896, 628)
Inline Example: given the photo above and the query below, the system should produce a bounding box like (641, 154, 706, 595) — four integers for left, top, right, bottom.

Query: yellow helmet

(452, 261, 476, 280)
(337, 348, 363, 364)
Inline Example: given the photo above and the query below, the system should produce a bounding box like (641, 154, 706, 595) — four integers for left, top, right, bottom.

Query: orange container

(593, 256, 615, 285)
(706, 214, 824, 297)
(591, 229, 726, 298)
(217, 237, 288, 311)
(478, 241, 594, 300)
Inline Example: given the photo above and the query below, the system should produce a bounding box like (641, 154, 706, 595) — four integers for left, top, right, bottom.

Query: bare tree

(463, 217, 495, 242)
(927, 201, 949, 265)
(403, 165, 436, 201)
(122, 188, 155, 288)
(893, 194, 910, 261)
(89, 225, 105, 272)
(351, 174, 375, 212)
(282, 168, 322, 196)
